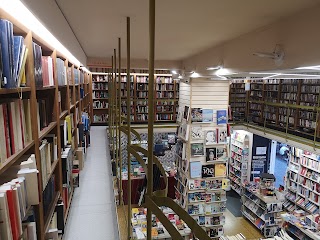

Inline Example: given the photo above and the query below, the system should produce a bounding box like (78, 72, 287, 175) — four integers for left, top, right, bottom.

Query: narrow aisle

(64, 126, 119, 240)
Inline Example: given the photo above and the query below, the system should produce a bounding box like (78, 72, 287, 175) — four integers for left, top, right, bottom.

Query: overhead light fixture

(216, 75, 228, 80)
(206, 65, 222, 71)
(171, 70, 178, 74)
(295, 65, 320, 70)
(249, 72, 280, 75)
(190, 72, 200, 78)
(263, 74, 281, 79)
(0, 0, 82, 67)
(178, 75, 183, 79)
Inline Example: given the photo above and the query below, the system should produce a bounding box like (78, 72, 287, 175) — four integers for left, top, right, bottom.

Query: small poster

(183, 106, 190, 121)
(191, 108, 203, 122)
(206, 130, 217, 145)
(191, 126, 204, 139)
(217, 110, 227, 125)
(202, 109, 213, 123)
(206, 147, 217, 162)
(202, 164, 215, 178)
(218, 128, 227, 144)
(256, 147, 267, 155)
(191, 143, 204, 156)
(190, 161, 202, 178)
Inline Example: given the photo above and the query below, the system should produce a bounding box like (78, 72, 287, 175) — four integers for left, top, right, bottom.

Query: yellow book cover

(215, 163, 226, 177)
(151, 227, 158, 237)
(65, 115, 72, 144)
(132, 208, 139, 218)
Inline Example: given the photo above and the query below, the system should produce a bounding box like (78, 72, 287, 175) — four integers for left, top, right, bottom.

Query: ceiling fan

(253, 44, 285, 66)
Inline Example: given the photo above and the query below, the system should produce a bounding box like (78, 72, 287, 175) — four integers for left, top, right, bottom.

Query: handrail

(145, 195, 212, 240)
(127, 146, 148, 177)
(131, 145, 168, 196)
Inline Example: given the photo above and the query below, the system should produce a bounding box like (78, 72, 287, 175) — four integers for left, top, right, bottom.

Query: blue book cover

(190, 161, 202, 178)
(13, 36, 24, 85)
(217, 110, 227, 125)
(0, 19, 14, 88)
(202, 109, 213, 122)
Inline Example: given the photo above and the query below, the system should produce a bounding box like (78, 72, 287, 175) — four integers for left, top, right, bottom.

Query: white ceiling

(54, 0, 319, 61)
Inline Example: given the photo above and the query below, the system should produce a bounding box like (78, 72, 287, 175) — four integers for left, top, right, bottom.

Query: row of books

(93, 83, 108, 90)
(39, 135, 57, 188)
(156, 105, 174, 112)
(136, 76, 148, 83)
(301, 85, 320, 93)
(281, 85, 298, 92)
(136, 106, 148, 113)
(120, 76, 134, 82)
(0, 100, 32, 164)
(0, 20, 28, 88)
(136, 92, 148, 98)
(155, 114, 174, 121)
(155, 84, 174, 91)
(188, 202, 226, 215)
(93, 75, 107, 82)
(156, 92, 174, 98)
(93, 91, 108, 99)
(93, 114, 108, 123)
(265, 85, 279, 91)
(37, 98, 52, 133)
(191, 215, 225, 227)
(93, 100, 108, 109)
(295, 196, 318, 214)
(155, 76, 173, 84)
(0, 154, 39, 240)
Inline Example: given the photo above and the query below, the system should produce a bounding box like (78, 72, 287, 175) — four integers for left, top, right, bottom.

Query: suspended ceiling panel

(25, 0, 320, 61)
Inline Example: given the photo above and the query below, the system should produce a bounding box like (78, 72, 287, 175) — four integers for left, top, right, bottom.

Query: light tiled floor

(63, 126, 119, 240)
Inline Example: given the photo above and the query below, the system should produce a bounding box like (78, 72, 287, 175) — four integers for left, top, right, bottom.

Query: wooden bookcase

(0, 12, 91, 240)
(229, 78, 320, 141)
(90, 72, 179, 125)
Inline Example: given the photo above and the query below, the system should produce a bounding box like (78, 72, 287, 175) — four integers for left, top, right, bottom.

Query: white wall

(21, 0, 87, 65)
(182, 4, 320, 74)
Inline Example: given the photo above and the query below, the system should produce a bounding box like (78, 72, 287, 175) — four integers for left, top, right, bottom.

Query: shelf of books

(229, 78, 320, 141)
(229, 79, 248, 122)
(241, 179, 284, 238)
(285, 147, 320, 220)
(229, 131, 251, 195)
(90, 71, 179, 125)
(175, 79, 230, 239)
(0, 14, 91, 240)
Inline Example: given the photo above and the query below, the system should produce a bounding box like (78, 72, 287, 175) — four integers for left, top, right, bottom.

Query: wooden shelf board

(44, 191, 61, 232)
(93, 98, 108, 100)
(0, 141, 35, 175)
(37, 86, 56, 91)
(0, 87, 31, 95)
(39, 122, 57, 141)
(92, 89, 108, 91)
(58, 85, 67, 89)
(59, 110, 68, 120)
(93, 108, 108, 110)
(70, 104, 75, 110)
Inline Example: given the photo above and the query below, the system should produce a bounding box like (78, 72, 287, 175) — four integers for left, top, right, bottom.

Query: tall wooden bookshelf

(229, 78, 320, 141)
(90, 72, 179, 125)
(0, 12, 91, 240)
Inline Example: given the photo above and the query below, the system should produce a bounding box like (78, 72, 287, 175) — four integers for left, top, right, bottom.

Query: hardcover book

(206, 147, 217, 162)
(206, 130, 217, 145)
(202, 109, 213, 122)
(191, 126, 203, 140)
(218, 128, 227, 144)
(191, 143, 204, 156)
(191, 108, 203, 122)
(183, 106, 190, 121)
(202, 164, 215, 178)
(217, 110, 227, 125)
(190, 161, 202, 178)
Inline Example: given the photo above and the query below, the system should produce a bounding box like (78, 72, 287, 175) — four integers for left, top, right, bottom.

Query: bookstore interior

(2, 1, 320, 240)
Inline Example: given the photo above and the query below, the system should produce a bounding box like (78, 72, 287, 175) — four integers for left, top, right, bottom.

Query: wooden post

(126, 16, 132, 239)
(147, 0, 155, 239)
(118, 38, 123, 205)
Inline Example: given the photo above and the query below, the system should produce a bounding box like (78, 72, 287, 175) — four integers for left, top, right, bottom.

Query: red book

(1, 189, 19, 240)
(2, 103, 11, 157)
(7, 102, 16, 155)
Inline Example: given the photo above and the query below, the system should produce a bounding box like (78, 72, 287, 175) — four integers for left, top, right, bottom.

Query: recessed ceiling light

(171, 70, 177, 74)
(206, 66, 222, 71)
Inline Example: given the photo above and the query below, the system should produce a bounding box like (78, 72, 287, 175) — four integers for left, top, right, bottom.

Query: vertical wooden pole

(114, 48, 119, 200)
(147, 0, 155, 239)
(126, 16, 132, 239)
(118, 38, 123, 205)
(110, 58, 114, 156)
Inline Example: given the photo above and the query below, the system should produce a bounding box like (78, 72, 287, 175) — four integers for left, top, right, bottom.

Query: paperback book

(191, 126, 204, 140)
(190, 161, 202, 178)
(217, 110, 227, 125)
(206, 130, 217, 145)
(191, 108, 203, 122)
(191, 143, 204, 156)
(202, 109, 214, 123)
(206, 148, 217, 162)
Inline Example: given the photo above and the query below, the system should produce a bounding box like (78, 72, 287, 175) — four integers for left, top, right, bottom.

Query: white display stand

(175, 79, 230, 239)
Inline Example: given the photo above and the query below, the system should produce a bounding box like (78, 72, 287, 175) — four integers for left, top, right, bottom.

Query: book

(216, 147, 226, 160)
(191, 126, 203, 140)
(191, 143, 204, 156)
(190, 162, 202, 178)
(183, 106, 190, 121)
(215, 164, 227, 177)
(191, 108, 203, 122)
(202, 164, 215, 178)
(206, 148, 217, 162)
(217, 110, 227, 125)
(32, 42, 43, 88)
(218, 128, 227, 144)
(0, 192, 13, 240)
(202, 109, 214, 122)
(206, 130, 217, 145)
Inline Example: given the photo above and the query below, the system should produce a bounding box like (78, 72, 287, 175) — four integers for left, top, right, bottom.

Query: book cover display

(191, 143, 204, 156)
(206, 130, 217, 145)
(202, 109, 214, 123)
(217, 110, 227, 125)
(191, 126, 204, 140)
(191, 108, 203, 122)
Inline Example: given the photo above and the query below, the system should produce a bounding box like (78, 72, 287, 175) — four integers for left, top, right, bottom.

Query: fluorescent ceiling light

(206, 66, 222, 70)
(295, 65, 320, 70)
(0, 0, 82, 67)
(178, 75, 183, 79)
(263, 74, 281, 79)
(249, 72, 281, 75)
(171, 70, 178, 74)
(216, 75, 228, 80)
